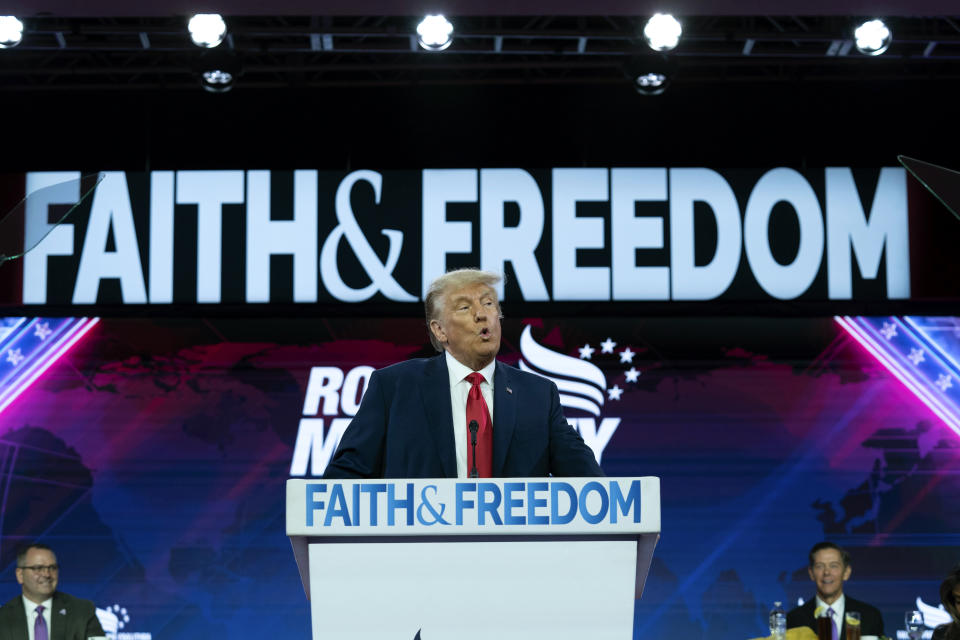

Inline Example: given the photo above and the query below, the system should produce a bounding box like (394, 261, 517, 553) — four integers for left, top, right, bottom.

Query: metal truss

(2, 15, 960, 90)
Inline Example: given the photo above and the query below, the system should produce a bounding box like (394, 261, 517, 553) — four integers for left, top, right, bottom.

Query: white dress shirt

(816, 594, 845, 636)
(22, 595, 53, 640)
(444, 351, 496, 478)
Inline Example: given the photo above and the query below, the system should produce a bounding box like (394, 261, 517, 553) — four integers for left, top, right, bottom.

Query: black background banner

(0, 167, 957, 314)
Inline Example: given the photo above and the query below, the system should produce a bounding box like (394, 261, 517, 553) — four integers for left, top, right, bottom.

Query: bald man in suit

(0, 543, 104, 640)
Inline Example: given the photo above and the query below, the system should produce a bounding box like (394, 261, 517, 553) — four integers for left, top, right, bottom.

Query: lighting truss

(1, 15, 959, 90)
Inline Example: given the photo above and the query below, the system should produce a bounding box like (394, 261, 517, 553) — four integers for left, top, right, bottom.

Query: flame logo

(518, 326, 607, 416)
(916, 596, 952, 628)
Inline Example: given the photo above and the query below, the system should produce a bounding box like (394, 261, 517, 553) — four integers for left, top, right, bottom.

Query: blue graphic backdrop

(0, 316, 957, 639)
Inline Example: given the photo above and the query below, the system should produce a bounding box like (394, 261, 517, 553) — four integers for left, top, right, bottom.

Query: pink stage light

(834, 316, 960, 438)
(0, 317, 99, 417)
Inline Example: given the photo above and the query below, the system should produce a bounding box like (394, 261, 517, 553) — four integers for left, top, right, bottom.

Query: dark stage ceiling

(1, 8, 959, 91)
(1, 4, 958, 171)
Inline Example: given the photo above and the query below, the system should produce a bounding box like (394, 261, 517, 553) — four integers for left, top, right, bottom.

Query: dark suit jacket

(323, 355, 604, 478)
(0, 592, 104, 640)
(786, 596, 884, 637)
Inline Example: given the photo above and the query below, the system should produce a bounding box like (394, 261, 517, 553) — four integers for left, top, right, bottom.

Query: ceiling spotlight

(201, 69, 234, 93)
(643, 13, 682, 52)
(195, 51, 240, 93)
(623, 54, 675, 96)
(854, 19, 892, 56)
(417, 14, 454, 51)
(635, 72, 668, 94)
(188, 13, 227, 48)
(0, 16, 24, 48)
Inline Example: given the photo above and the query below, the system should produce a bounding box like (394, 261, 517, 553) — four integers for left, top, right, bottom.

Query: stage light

(635, 72, 668, 95)
(195, 51, 240, 93)
(417, 14, 454, 51)
(854, 19, 891, 56)
(0, 16, 24, 48)
(623, 55, 674, 96)
(642, 13, 682, 52)
(201, 69, 234, 93)
(188, 13, 227, 48)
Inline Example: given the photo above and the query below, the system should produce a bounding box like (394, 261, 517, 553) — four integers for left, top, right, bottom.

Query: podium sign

(286, 477, 660, 640)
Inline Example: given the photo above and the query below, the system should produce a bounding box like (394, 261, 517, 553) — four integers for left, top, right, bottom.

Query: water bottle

(769, 601, 787, 640)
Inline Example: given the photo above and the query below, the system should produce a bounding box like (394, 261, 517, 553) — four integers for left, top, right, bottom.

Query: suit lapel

(421, 355, 457, 477)
(49, 593, 65, 640)
(5, 597, 29, 640)
(492, 361, 517, 476)
(800, 599, 817, 629)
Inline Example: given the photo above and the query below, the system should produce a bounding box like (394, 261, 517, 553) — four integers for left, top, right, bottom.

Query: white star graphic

(607, 384, 623, 400)
(880, 322, 897, 340)
(600, 338, 617, 354)
(908, 348, 925, 366)
(5, 348, 24, 366)
(624, 367, 640, 383)
(936, 374, 953, 392)
(34, 322, 52, 340)
(619, 347, 635, 364)
(578, 344, 595, 359)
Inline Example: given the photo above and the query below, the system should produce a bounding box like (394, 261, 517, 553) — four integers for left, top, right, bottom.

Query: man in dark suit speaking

(0, 543, 104, 640)
(786, 542, 884, 638)
(323, 268, 603, 479)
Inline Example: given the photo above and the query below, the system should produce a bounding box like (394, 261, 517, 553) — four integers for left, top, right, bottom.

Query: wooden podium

(287, 477, 660, 640)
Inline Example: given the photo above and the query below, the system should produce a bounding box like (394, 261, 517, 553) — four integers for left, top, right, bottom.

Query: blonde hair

(424, 268, 502, 351)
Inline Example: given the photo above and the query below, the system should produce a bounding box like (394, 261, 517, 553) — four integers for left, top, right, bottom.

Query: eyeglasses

(18, 565, 58, 574)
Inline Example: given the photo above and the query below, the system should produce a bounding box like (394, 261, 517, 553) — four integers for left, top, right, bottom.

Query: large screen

(0, 316, 957, 639)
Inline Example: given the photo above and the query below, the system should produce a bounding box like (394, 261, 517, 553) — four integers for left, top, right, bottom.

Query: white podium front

(286, 477, 660, 640)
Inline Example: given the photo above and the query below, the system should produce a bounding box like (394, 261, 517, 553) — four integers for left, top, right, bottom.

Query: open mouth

(479, 328, 491, 338)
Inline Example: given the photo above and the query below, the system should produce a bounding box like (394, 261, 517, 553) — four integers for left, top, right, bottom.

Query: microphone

(468, 419, 479, 478)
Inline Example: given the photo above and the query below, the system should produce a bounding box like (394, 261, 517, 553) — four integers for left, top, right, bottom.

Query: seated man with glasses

(0, 543, 104, 640)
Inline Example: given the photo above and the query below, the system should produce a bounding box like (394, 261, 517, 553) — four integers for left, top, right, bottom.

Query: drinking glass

(845, 611, 861, 640)
(906, 610, 924, 640)
(817, 611, 833, 640)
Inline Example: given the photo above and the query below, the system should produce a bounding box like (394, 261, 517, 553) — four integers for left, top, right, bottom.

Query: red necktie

(465, 372, 493, 478)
